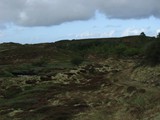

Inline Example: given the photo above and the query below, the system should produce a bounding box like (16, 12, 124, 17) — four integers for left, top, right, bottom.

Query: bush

(140, 32, 146, 37)
(157, 32, 160, 38)
(71, 57, 84, 66)
(144, 40, 160, 65)
(132, 96, 147, 108)
(124, 48, 140, 57)
(32, 57, 48, 67)
(112, 44, 127, 57)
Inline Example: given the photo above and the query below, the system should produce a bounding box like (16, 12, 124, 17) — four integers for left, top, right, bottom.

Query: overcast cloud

(0, 0, 160, 27)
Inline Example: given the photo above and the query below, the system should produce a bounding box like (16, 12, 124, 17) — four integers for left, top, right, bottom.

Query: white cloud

(0, 31, 4, 37)
(75, 32, 95, 38)
(97, 30, 115, 38)
(0, 24, 6, 29)
(70, 31, 115, 39)
(0, 0, 160, 26)
(122, 28, 146, 36)
(98, 0, 160, 19)
(156, 29, 160, 34)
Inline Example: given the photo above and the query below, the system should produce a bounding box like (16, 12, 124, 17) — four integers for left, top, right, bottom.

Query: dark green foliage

(140, 32, 146, 37)
(112, 44, 127, 56)
(144, 40, 160, 65)
(0, 98, 38, 109)
(157, 32, 160, 38)
(139, 32, 147, 41)
(89, 43, 142, 58)
(71, 57, 84, 66)
(32, 57, 48, 67)
(124, 48, 141, 56)
(10, 64, 36, 76)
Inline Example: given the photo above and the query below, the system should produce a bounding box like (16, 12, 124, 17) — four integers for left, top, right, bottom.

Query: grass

(0, 83, 54, 110)
(0, 116, 13, 120)
(132, 96, 147, 108)
(20, 114, 45, 120)
(74, 107, 115, 120)
(0, 97, 38, 109)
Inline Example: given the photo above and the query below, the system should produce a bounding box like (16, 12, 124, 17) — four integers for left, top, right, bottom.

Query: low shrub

(124, 48, 140, 57)
(32, 57, 48, 67)
(143, 40, 160, 65)
(112, 44, 127, 57)
(132, 96, 146, 108)
(71, 57, 84, 66)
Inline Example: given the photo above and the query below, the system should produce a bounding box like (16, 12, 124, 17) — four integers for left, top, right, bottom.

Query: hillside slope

(0, 36, 160, 120)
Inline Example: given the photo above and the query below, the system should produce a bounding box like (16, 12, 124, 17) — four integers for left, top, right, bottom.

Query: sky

(0, 0, 160, 43)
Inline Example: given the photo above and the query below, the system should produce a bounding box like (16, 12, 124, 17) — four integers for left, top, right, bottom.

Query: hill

(0, 35, 160, 120)
(0, 35, 155, 64)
